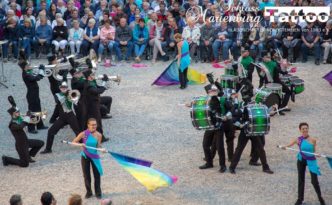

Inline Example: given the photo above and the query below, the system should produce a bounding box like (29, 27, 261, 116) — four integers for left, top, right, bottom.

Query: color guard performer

(2, 96, 44, 167)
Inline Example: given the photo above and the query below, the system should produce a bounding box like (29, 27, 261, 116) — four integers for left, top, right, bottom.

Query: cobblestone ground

(0, 58, 331, 205)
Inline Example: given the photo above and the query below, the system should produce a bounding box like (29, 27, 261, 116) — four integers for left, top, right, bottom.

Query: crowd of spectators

(0, 0, 332, 65)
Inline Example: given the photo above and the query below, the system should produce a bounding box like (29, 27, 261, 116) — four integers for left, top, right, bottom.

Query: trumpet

(97, 74, 121, 85)
(21, 111, 48, 124)
(67, 89, 81, 104)
(31, 67, 53, 77)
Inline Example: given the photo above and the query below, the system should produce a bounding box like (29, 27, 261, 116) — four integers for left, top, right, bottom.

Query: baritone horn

(97, 74, 121, 85)
(22, 110, 48, 124)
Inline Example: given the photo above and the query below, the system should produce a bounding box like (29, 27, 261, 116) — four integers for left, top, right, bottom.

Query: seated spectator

(149, 18, 167, 63)
(9, 194, 22, 205)
(2, 17, 19, 62)
(140, 2, 150, 20)
(266, 22, 283, 52)
(95, 0, 108, 20)
(9, 2, 22, 18)
(81, 18, 100, 56)
(35, 12, 52, 28)
(127, 4, 137, 24)
(51, 13, 67, 28)
(321, 23, 332, 64)
(249, 21, 266, 60)
(79, 0, 95, 17)
(98, 19, 116, 62)
(19, 7, 36, 27)
(5, 9, 19, 23)
(231, 21, 250, 61)
(57, 0, 67, 15)
(66, 8, 81, 29)
(52, 18, 68, 56)
(34, 16, 53, 57)
(212, 21, 233, 62)
(68, 194, 82, 205)
(163, 17, 179, 57)
(40, 192, 56, 205)
(73, 0, 81, 10)
(114, 17, 133, 61)
(48, 3, 61, 22)
(35, 0, 48, 17)
(133, 18, 149, 62)
(301, 21, 321, 65)
(63, 1, 75, 20)
(19, 18, 35, 60)
(129, 14, 140, 31)
(69, 20, 84, 55)
(147, 12, 158, 31)
(182, 17, 201, 61)
(99, 10, 111, 27)
(177, 8, 187, 33)
(113, 6, 128, 27)
(281, 20, 302, 63)
(200, 17, 214, 63)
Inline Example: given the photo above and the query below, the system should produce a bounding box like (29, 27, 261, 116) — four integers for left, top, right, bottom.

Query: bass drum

(255, 88, 280, 108)
(243, 104, 270, 136)
(190, 96, 218, 130)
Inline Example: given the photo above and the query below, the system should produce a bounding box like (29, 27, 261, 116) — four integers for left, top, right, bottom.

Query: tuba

(67, 89, 81, 104)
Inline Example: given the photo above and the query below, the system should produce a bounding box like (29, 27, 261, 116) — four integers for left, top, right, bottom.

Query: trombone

(21, 111, 48, 124)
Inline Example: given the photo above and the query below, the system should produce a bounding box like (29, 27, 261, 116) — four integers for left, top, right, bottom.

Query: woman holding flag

(72, 118, 106, 199)
(174, 33, 191, 89)
(280, 122, 326, 205)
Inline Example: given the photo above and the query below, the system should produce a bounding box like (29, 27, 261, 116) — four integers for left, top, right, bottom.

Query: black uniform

(22, 69, 46, 132)
(2, 118, 44, 167)
(100, 96, 113, 118)
(43, 92, 81, 152)
(48, 75, 61, 123)
(85, 80, 108, 141)
(71, 76, 87, 130)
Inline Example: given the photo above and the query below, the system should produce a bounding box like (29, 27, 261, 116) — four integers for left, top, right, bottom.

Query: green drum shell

(190, 96, 215, 130)
(220, 75, 238, 90)
(246, 104, 270, 135)
(291, 79, 304, 94)
(225, 68, 238, 76)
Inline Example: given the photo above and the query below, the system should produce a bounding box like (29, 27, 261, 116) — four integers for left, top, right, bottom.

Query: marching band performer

(280, 123, 326, 205)
(84, 70, 110, 143)
(41, 81, 81, 154)
(19, 60, 48, 134)
(47, 54, 61, 124)
(238, 47, 255, 82)
(2, 96, 44, 167)
(72, 118, 105, 199)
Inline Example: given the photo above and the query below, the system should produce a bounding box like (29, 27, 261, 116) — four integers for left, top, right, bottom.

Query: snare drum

(220, 75, 238, 90)
(190, 96, 217, 130)
(255, 88, 280, 108)
(280, 74, 293, 85)
(265, 83, 283, 98)
(225, 63, 238, 76)
(245, 104, 270, 135)
(291, 78, 304, 94)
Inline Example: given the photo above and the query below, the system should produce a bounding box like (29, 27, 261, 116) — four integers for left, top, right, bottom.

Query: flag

(111, 153, 178, 192)
(110, 152, 152, 167)
(323, 70, 332, 86)
(151, 60, 206, 86)
(212, 63, 224, 69)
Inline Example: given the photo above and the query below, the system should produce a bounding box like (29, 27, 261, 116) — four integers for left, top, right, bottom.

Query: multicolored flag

(323, 70, 332, 86)
(110, 152, 178, 192)
(151, 60, 206, 86)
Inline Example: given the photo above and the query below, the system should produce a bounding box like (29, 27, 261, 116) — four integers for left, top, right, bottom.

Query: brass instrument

(67, 89, 81, 104)
(97, 74, 121, 85)
(31, 66, 54, 77)
(21, 111, 48, 124)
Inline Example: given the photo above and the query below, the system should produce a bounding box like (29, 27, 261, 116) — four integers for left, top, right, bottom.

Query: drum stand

(0, 44, 9, 89)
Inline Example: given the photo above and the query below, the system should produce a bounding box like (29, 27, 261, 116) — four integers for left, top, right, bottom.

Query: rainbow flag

(323, 70, 332, 86)
(110, 152, 178, 192)
(110, 152, 152, 167)
(151, 60, 206, 86)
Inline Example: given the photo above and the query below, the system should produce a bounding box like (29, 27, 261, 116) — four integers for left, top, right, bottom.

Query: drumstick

(270, 107, 288, 116)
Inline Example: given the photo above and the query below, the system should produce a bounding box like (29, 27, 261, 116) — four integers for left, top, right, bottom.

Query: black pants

(200, 42, 213, 61)
(45, 112, 81, 151)
(211, 121, 234, 161)
(50, 104, 60, 122)
(100, 96, 112, 117)
(282, 40, 301, 61)
(281, 83, 291, 108)
(81, 156, 101, 196)
(203, 129, 226, 168)
(179, 68, 188, 88)
(297, 159, 322, 202)
(75, 99, 87, 130)
(3, 139, 44, 167)
(250, 135, 265, 163)
(230, 130, 270, 170)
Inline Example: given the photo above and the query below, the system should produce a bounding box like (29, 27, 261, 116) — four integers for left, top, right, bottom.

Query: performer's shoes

(102, 114, 112, 119)
(28, 130, 38, 134)
(101, 137, 110, 143)
(319, 197, 326, 205)
(262, 169, 274, 174)
(229, 168, 236, 174)
(40, 149, 52, 154)
(37, 126, 49, 130)
(249, 161, 262, 166)
(279, 111, 285, 116)
(2, 156, 8, 166)
(29, 158, 36, 163)
(85, 192, 93, 199)
(294, 199, 303, 205)
(96, 194, 102, 199)
(291, 93, 295, 102)
(179, 86, 185, 89)
(219, 166, 227, 173)
(199, 163, 213, 169)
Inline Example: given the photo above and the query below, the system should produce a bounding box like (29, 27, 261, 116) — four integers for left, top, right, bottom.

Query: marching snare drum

(265, 83, 283, 98)
(255, 88, 280, 108)
(245, 104, 270, 135)
(225, 63, 238, 76)
(190, 96, 218, 130)
(290, 78, 304, 94)
(280, 74, 293, 85)
(220, 75, 238, 90)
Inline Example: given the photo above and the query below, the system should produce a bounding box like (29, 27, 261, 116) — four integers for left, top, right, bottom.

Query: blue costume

(178, 40, 190, 89)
